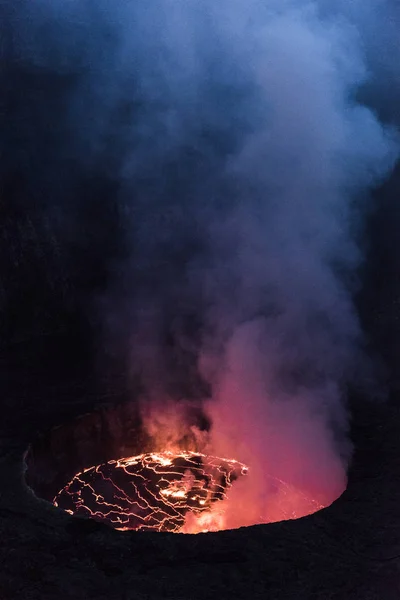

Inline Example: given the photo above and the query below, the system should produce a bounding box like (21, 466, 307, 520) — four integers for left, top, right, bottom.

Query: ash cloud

(4, 1, 400, 521)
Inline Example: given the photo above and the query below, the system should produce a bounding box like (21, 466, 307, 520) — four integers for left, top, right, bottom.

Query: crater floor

(1, 382, 400, 600)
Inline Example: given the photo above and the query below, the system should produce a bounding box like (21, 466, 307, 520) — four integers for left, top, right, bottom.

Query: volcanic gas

(25, 401, 339, 534)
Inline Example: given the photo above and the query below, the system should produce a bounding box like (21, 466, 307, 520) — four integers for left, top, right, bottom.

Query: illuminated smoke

(7, 1, 399, 528)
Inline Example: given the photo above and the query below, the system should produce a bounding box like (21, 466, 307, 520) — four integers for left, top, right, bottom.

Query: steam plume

(5, 1, 399, 524)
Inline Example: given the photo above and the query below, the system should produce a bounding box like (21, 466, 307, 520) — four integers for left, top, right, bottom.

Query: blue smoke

(4, 1, 399, 472)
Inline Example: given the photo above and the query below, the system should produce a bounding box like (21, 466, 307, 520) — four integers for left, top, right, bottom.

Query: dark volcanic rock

(1, 395, 400, 599)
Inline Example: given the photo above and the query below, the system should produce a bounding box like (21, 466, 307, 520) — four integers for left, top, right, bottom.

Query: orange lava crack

(54, 451, 248, 533)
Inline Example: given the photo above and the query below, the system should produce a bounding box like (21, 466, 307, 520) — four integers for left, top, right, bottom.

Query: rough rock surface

(1, 386, 399, 600)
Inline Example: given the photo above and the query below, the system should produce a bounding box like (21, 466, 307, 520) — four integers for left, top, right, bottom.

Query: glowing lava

(53, 451, 248, 533)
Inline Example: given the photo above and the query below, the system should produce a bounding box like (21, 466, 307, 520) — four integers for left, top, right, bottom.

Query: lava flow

(53, 451, 248, 533)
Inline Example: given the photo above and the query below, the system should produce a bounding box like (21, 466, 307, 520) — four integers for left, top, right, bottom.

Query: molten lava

(54, 451, 248, 533)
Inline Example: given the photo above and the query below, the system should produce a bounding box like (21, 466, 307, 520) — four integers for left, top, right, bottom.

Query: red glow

(53, 448, 328, 533)
(52, 323, 346, 533)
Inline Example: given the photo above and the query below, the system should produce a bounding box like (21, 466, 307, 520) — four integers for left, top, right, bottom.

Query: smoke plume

(4, 1, 399, 525)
